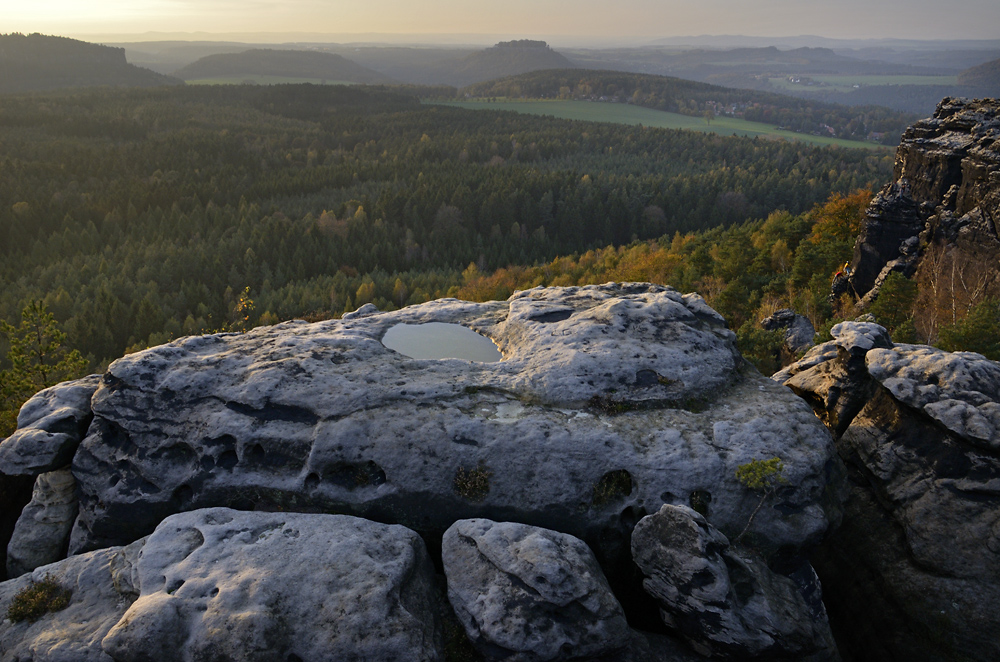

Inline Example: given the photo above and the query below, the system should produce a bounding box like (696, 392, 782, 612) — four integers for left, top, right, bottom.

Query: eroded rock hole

(529, 309, 574, 323)
(217, 450, 239, 471)
(592, 470, 634, 506)
(323, 461, 386, 490)
(689, 490, 712, 516)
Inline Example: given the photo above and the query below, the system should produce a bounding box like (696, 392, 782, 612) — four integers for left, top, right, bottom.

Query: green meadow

(186, 76, 352, 86)
(432, 99, 888, 149)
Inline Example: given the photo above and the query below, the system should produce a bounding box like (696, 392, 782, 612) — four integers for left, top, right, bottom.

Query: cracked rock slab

(442, 518, 629, 661)
(101, 508, 442, 662)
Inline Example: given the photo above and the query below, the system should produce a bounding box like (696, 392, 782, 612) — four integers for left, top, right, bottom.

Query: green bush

(937, 299, 1000, 360)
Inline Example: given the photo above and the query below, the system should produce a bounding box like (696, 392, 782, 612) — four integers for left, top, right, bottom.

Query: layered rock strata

(844, 98, 1000, 303)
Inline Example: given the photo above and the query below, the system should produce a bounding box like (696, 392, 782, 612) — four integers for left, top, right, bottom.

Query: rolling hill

(172, 49, 395, 84)
(0, 33, 179, 94)
(958, 57, 1000, 89)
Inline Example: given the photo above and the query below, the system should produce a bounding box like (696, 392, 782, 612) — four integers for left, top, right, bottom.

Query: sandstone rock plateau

(1, 283, 844, 661)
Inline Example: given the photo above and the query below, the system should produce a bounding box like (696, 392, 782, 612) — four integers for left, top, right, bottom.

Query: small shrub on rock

(7, 576, 72, 622)
(454, 464, 491, 502)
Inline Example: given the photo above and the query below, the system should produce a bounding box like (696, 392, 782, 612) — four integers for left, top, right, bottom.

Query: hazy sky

(4, 0, 1000, 41)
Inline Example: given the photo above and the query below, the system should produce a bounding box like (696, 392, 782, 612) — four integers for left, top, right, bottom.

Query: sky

(3, 0, 1000, 43)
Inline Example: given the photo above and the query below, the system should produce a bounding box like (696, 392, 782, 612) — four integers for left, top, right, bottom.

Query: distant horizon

(19, 31, 1000, 52)
(5, 0, 999, 45)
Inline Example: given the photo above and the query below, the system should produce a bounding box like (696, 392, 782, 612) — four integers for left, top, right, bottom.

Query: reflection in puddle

(382, 322, 502, 362)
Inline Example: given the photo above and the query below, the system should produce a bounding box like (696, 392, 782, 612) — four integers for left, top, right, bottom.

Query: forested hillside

(0, 83, 892, 374)
(958, 57, 1000, 88)
(0, 33, 179, 93)
(173, 49, 395, 83)
(463, 69, 917, 144)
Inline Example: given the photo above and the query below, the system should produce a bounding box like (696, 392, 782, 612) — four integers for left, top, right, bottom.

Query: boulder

(761, 308, 815, 356)
(776, 325, 1000, 661)
(0, 546, 137, 662)
(0, 374, 100, 476)
(7, 468, 78, 578)
(102, 508, 442, 662)
(442, 518, 629, 661)
(631, 504, 837, 660)
(867, 344, 1000, 451)
(67, 284, 841, 575)
(775, 322, 892, 436)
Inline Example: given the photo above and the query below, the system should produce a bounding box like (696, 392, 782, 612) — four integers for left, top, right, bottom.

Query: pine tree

(1, 302, 87, 437)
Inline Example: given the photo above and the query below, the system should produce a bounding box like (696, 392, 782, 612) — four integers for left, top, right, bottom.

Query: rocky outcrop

(775, 322, 892, 437)
(846, 98, 1000, 302)
(66, 284, 840, 576)
(103, 508, 442, 662)
(0, 374, 101, 476)
(443, 518, 629, 661)
(0, 284, 847, 661)
(0, 374, 99, 580)
(0, 546, 138, 661)
(631, 504, 837, 660)
(6, 468, 78, 578)
(775, 323, 1000, 661)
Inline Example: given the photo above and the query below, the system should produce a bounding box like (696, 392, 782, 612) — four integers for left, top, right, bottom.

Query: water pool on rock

(381, 322, 502, 362)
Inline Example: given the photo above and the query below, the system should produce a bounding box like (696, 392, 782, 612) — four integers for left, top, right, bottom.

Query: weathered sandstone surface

(62, 283, 840, 567)
(632, 504, 837, 660)
(443, 518, 629, 661)
(102, 508, 442, 662)
(0, 283, 845, 661)
(776, 321, 1000, 661)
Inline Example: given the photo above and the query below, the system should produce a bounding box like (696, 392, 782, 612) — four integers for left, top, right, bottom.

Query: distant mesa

(172, 49, 396, 84)
(0, 33, 180, 94)
(439, 40, 578, 87)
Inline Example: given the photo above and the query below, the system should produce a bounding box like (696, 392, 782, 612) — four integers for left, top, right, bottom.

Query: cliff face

(845, 98, 1000, 303)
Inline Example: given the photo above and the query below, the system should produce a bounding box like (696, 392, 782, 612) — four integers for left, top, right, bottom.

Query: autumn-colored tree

(805, 189, 872, 246)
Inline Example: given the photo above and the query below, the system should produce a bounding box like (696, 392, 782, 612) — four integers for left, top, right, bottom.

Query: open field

(185, 75, 352, 86)
(768, 74, 958, 92)
(431, 99, 889, 149)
